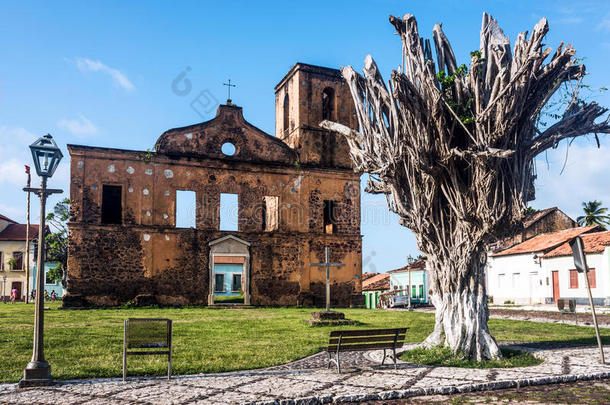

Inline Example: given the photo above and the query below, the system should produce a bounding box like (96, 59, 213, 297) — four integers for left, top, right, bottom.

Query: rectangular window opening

(323, 200, 337, 234)
(569, 269, 579, 289)
(232, 273, 242, 292)
(220, 193, 239, 231)
(262, 196, 279, 232)
(12, 251, 23, 270)
(176, 190, 197, 228)
(101, 185, 122, 224)
(45, 267, 55, 285)
(214, 274, 225, 292)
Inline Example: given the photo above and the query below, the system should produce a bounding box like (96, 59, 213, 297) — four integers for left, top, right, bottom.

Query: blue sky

(1, 0, 610, 273)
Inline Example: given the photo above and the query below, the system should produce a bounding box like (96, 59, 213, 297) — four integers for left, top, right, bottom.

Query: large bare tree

(322, 13, 610, 359)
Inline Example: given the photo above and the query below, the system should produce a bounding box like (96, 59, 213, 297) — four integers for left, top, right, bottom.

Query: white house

(486, 226, 603, 305)
(540, 231, 610, 306)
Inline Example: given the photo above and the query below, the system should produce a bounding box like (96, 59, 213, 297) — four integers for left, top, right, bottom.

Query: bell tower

(274, 63, 358, 169)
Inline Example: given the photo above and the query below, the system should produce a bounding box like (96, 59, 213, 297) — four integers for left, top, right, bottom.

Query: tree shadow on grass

(514, 336, 610, 350)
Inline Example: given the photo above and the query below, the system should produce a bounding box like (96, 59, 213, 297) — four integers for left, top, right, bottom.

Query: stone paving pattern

(2, 344, 610, 404)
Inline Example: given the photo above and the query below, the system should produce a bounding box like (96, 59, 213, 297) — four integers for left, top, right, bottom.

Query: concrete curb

(245, 371, 610, 405)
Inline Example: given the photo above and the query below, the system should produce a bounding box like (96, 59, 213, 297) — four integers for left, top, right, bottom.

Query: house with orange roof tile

(487, 226, 604, 305)
(540, 230, 610, 306)
(361, 273, 390, 309)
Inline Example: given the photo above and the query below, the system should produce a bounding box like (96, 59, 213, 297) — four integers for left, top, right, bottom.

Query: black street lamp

(19, 134, 63, 388)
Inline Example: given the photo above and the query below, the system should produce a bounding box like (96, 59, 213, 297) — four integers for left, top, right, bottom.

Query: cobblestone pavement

(2, 345, 610, 404)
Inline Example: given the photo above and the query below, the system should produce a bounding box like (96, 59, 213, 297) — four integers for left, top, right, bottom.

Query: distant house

(0, 214, 39, 301)
(362, 273, 389, 309)
(487, 226, 603, 305)
(388, 258, 429, 304)
(541, 231, 610, 306)
(490, 207, 577, 253)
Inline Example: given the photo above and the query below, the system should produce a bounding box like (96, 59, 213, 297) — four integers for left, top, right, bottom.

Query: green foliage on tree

(524, 206, 539, 215)
(577, 200, 610, 229)
(45, 198, 69, 285)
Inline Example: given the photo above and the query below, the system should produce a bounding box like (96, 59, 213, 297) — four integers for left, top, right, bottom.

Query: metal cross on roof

(310, 246, 346, 312)
(223, 79, 236, 104)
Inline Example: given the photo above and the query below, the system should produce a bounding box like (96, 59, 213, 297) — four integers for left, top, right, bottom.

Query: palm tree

(577, 201, 610, 228)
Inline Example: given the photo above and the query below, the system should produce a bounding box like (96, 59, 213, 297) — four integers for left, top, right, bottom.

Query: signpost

(570, 236, 605, 364)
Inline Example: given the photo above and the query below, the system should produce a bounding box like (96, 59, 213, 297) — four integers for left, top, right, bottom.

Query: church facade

(64, 63, 363, 307)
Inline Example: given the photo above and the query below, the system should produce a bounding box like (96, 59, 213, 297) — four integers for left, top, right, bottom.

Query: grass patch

(214, 295, 244, 304)
(0, 303, 606, 382)
(400, 346, 543, 368)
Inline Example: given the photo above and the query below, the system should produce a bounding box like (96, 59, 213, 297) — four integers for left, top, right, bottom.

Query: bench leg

(327, 351, 341, 373)
(168, 352, 172, 380)
(393, 347, 397, 370)
(381, 349, 386, 366)
(337, 352, 341, 374)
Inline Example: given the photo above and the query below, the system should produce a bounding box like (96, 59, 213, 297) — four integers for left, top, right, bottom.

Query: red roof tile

(0, 213, 17, 224)
(362, 273, 389, 291)
(492, 226, 602, 257)
(387, 257, 427, 273)
(0, 224, 40, 241)
(542, 231, 610, 258)
(362, 272, 378, 282)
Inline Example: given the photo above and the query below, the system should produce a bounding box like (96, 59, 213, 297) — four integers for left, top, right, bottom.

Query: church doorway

(208, 235, 251, 305)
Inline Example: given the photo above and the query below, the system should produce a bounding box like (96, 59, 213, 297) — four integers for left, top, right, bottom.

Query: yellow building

(0, 213, 38, 301)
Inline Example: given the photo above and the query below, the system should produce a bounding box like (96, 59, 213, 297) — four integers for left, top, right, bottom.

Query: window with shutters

(569, 269, 578, 289)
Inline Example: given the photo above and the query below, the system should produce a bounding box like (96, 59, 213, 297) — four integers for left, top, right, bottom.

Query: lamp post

(19, 134, 63, 388)
(2, 275, 6, 303)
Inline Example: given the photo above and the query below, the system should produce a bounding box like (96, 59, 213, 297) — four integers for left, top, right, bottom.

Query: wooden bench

(326, 328, 407, 373)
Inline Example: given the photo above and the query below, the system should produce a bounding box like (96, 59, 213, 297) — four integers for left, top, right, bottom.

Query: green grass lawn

(1, 303, 610, 382)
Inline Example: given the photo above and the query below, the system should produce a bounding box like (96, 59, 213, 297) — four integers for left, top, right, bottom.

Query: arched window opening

(322, 87, 335, 121)
(283, 93, 290, 135)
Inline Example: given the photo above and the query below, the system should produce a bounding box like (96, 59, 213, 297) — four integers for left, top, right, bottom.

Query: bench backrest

(328, 328, 407, 352)
(557, 299, 576, 313)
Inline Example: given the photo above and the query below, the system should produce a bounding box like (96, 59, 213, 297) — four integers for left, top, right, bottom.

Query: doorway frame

(552, 270, 560, 303)
(208, 235, 251, 305)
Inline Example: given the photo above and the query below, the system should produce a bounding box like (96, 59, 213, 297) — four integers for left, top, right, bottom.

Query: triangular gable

(209, 234, 251, 247)
(155, 104, 296, 165)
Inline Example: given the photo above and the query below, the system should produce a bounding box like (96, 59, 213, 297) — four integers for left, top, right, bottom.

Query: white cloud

(596, 14, 610, 32)
(75, 57, 134, 91)
(533, 141, 610, 219)
(57, 115, 99, 137)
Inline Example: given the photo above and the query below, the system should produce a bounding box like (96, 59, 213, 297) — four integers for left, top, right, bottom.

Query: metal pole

(25, 171, 31, 304)
(325, 247, 330, 312)
(584, 267, 605, 364)
(20, 177, 52, 386)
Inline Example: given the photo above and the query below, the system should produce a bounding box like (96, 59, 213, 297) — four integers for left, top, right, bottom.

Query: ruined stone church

(64, 63, 363, 307)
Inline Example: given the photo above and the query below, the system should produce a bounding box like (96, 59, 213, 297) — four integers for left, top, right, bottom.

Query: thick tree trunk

(423, 250, 501, 360)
